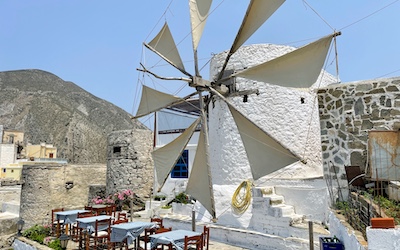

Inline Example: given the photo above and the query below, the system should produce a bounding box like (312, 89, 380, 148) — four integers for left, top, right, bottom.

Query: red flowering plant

(113, 189, 135, 210)
(91, 196, 115, 205)
(91, 189, 136, 210)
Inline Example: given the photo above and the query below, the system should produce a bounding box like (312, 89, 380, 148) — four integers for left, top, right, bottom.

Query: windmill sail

(135, 85, 181, 119)
(233, 34, 334, 88)
(186, 128, 216, 218)
(189, 0, 212, 51)
(152, 118, 200, 190)
(145, 22, 188, 75)
(217, 0, 285, 80)
(231, 0, 285, 53)
(228, 105, 300, 180)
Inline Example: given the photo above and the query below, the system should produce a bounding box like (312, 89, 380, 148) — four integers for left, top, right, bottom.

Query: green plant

(48, 238, 63, 250)
(162, 205, 172, 209)
(335, 201, 349, 211)
(22, 224, 51, 244)
(172, 192, 189, 204)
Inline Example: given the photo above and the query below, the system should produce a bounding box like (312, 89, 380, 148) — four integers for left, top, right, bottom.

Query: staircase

(250, 186, 328, 239)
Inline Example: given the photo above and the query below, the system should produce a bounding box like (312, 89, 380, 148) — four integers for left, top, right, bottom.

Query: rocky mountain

(0, 69, 148, 164)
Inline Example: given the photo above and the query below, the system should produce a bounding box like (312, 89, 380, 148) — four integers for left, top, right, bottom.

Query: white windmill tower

(134, 0, 340, 221)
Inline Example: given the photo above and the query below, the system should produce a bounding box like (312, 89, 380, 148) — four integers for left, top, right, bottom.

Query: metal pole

(192, 210, 196, 232)
(309, 221, 314, 250)
(130, 199, 134, 222)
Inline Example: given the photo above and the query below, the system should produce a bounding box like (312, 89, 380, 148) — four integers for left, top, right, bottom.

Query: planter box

(158, 208, 172, 216)
(371, 218, 395, 229)
(172, 203, 193, 216)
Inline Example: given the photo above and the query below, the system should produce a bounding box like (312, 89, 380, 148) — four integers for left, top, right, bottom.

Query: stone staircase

(250, 186, 328, 240)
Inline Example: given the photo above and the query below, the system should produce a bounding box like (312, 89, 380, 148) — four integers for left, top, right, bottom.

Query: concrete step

(252, 187, 275, 197)
(268, 204, 295, 217)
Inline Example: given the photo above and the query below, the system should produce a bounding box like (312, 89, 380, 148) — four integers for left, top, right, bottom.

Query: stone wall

(318, 77, 400, 199)
(106, 129, 153, 200)
(19, 163, 106, 228)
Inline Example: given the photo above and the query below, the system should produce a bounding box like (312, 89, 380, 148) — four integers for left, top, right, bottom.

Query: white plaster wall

(207, 44, 336, 223)
(275, 185, 328, 222)
(328, 211, 367, 250)
(367, 227, 400, 250)
(0, 144, 15, 169)
(208, 44, 337, 186)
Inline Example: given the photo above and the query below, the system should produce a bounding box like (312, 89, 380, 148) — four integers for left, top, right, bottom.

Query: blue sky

(1, 0, 399, 128)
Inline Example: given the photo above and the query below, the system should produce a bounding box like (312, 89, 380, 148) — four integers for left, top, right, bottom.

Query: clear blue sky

(1, 0, 399, 126)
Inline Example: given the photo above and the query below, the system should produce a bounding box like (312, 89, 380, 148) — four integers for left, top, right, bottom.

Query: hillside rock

(0, 69, 148, 164)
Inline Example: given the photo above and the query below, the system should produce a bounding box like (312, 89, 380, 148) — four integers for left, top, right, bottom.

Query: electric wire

(339, 0, 399, 31)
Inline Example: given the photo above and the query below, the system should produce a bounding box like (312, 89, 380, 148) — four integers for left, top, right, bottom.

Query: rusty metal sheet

(368, 131, 400, 181)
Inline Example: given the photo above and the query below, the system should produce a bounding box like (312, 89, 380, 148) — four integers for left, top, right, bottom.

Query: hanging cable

(340, 0, 399, 31)
(231, 180, 253, 215)
(302, 0, 335, 31)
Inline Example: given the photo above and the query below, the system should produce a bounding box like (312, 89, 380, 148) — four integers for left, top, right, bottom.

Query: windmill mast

(198, 89, 216, 219)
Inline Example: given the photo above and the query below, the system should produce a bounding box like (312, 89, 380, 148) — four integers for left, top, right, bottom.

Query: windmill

(134, 0, 340, 220)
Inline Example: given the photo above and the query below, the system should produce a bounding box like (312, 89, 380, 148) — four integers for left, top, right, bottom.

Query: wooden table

(54, 209, 89, 236)
(76, 215, 112, 249)
(110, 221, 156, 249)
(149, 229, 201, 250)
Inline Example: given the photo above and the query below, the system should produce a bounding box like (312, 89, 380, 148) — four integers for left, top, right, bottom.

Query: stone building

(19, 164, 106, 228)
(318, 77, 400, 199)
(106, 129, 154, 200)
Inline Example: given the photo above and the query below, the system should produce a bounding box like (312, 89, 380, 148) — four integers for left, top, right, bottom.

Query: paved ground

(68, 239, 249, 250)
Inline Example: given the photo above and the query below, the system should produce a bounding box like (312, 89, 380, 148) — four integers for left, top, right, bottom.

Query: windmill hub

(190, 76, 211, 88)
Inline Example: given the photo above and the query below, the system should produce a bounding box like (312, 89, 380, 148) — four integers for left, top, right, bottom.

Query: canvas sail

(234, 34, 334, 88)
(152, 118, 200, 190)
(135, 85, 181, 119)
(231, 0, 285, 53)
(186, 128, 216, 218)
(146, 22, 186, 73)
(228, 105, 299, 180)
(189, 0, 212, 51)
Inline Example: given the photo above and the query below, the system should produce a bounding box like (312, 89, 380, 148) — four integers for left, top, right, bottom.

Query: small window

(2, 169, 6, 173)
(11, 170, 14, 173)
(113, 146, 121, 154)
(171, 150, 189, 178)
(49, 153, 54, 158)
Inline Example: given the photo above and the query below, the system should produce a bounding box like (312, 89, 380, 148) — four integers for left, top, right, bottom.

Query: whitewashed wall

(209, 44, 337, 185)
(0, 144, 15, 170)
(205, 43, 337, 222)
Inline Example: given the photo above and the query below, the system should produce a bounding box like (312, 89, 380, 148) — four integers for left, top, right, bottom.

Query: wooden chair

(51, 208, 64, 237)
(73, 211, 94, 242)
(87, 217, 112, 250)
(139, 227, 172, 250)
(183, 233, 203, 250)
(113, 212, 128, 225)
(150, 217, 163, 228)
(203, 226, 210, 250)
(155, 227, 173, 250)
(110, 214, 129, 250)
